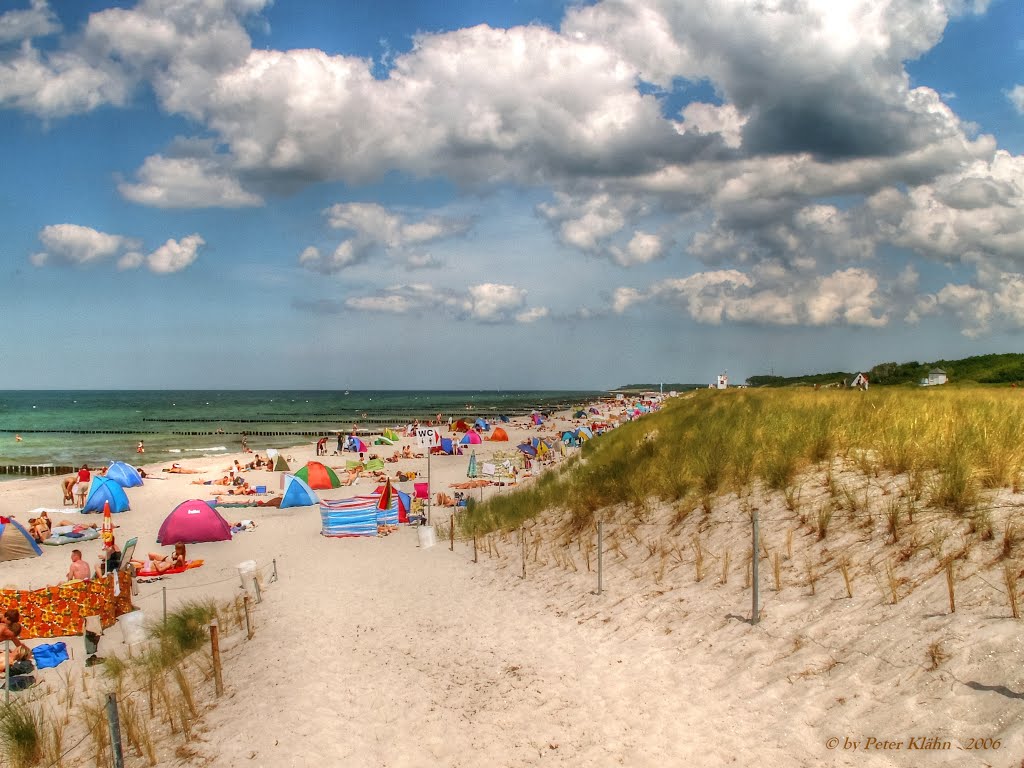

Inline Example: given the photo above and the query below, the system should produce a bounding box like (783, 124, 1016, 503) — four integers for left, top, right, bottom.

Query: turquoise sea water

(0, 390, 603, 476)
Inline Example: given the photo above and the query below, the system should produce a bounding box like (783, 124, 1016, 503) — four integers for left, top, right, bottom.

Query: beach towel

(364, 458, 385, 472)
(32, 642, 69, 669)
(135, 559, 205, 579)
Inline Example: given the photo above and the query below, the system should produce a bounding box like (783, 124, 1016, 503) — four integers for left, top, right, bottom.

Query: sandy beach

(1, 405, 1022, 767)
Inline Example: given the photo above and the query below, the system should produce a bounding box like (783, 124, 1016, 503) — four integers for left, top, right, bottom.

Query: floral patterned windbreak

(1, 572, 135, 639)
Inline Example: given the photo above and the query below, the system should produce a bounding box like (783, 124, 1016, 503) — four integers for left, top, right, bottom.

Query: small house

(715, 372, 728, 390)
(926, 368, 947, 386)
(848, 372, 869, 390)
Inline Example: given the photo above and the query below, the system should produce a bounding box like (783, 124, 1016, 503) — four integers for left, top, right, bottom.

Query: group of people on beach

(64, 541, 187, 582)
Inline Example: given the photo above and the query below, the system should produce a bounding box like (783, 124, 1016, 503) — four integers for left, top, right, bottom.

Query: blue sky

(0, 0, 1022, 389)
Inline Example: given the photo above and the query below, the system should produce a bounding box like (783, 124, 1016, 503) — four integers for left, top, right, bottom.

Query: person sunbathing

(26, 518, 50, 543)
(163, 464, 201, 474)
(386, 451, 400, 463)
(191, 475, 232, 486)
(146, 542, 187, 573)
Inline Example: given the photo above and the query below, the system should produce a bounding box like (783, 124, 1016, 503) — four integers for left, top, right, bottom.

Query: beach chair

(117, 537, 137, 571)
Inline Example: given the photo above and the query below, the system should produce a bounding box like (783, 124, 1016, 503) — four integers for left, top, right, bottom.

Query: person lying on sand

(386, 451, 400, 463)
(163, 464, 201, 474)
(191, 475, 233, 486)
(146, 542, 187, 573)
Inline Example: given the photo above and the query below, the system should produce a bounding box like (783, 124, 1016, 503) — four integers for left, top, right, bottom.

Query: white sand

(1, 411, 1022, 767)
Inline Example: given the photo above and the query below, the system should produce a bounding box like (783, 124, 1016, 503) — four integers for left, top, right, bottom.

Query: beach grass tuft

(0, 702, 43, 768)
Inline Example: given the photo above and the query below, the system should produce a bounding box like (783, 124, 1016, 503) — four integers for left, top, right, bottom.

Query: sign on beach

(416, 428, 441, 447)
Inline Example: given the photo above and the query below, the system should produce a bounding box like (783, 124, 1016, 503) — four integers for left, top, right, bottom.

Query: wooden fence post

(210, 620, 224, 697)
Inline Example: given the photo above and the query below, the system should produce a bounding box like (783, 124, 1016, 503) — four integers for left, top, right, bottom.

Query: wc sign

(416, 428, 441, 447)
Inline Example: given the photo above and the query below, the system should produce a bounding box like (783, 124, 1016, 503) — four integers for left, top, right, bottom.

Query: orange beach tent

(487, 427, 509, 441)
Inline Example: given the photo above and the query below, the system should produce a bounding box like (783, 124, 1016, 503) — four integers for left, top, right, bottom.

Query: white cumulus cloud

(119, 155, 262, 208)
(146, 234, 205, 273)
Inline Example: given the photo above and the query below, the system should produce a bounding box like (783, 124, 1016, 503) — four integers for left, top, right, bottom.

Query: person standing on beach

(136, 440, 145, 454)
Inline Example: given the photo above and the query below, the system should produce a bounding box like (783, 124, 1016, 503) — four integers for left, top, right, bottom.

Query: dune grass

(0, 702, 44, 768)
(459, 386, 1024, 537)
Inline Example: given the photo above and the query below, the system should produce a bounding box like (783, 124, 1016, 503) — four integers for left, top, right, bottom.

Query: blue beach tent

(82, 475, 130, 513)
(106, 461, 144, 488)
(280, 474, 319, 509)
(474, 417, 490, 431)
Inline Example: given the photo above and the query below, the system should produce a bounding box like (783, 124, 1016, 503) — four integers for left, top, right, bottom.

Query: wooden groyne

(0, 464, 79, 477)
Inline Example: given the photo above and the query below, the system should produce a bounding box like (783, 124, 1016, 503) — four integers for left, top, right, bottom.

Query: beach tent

(488, 427, 509, 441)
(106, 461, 144, 488)
(531, 413, 545, 425)
(270, 454, 291, 472)
(382, 428, 401, 442)
(344, 436, 368, 453)
(431, 438, 458, 456)
(460, 431, 482, 445)
(295, 461, 341, 489)
(82, 476, 130, 514)
(0, 517, 42, 562)
(157, 499, 232, 544)
(498, 415, 510, 423)
(474, 417, 490, 432)
(517, 443, 537, 457)
(280, 474, 319, 509)
(374, 436, 396, 446)
(454, 419, 471, 432)
(573, 410, 587, 418)
(589, 407, 601, 415)
(562, 431, 579, 447)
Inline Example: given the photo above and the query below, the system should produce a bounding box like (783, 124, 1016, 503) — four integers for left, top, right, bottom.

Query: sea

(0, 390, 604, 480)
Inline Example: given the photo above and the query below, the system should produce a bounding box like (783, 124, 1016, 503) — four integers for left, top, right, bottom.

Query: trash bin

(237, 560, 259, 597)
(118, 610, 146, 647)
(417, 525, 436, 549)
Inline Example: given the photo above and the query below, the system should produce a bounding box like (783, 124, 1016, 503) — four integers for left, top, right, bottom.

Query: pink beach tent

(157, 499, 233, 544)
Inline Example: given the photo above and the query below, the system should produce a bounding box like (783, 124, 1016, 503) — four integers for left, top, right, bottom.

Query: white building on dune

(920, 368, 948, 387)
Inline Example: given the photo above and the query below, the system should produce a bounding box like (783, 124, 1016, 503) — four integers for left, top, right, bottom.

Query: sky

(0, 0, 1022, 390)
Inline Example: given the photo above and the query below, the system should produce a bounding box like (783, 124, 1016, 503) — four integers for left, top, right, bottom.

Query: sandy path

(193, 525, 809, 768)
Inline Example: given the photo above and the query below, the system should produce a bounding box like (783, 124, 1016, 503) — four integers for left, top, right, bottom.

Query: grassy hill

(746, 352, 1024, 387)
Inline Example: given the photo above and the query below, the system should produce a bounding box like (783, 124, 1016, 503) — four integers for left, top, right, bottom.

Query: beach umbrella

(101, 501, 115, 546)
(377, 477, 394, 512)
(467, 450, 477, 478)
(517, 443, 537, 457)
